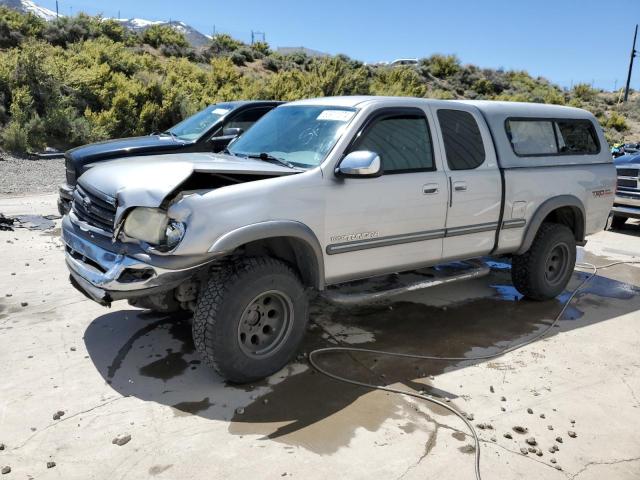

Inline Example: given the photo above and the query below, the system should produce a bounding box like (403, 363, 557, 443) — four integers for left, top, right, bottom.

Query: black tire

(511, 223, 576, 301)
(192, 257, 308, 383)
(606, 214, 627, 230)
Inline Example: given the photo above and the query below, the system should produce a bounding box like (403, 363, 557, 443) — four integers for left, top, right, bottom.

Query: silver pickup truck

(609, 153, 640, 229)
(62, 96, 615, 382)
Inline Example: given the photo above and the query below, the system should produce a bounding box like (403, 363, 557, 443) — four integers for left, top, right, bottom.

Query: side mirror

(336, 151, 382, 178)
(222, 127, 243, 137)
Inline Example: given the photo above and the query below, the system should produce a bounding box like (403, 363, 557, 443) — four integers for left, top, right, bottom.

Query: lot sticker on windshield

(317, 110, 354, 122)
(212, 108, 231, 115)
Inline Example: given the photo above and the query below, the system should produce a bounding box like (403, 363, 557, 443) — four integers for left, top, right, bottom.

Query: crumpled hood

(77, 152, 298, 209)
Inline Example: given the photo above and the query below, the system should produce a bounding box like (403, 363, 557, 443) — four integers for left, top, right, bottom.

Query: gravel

(0, 152, 64, 195)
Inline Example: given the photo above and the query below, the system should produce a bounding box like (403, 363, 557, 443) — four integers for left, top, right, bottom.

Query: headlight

(123, 207, 186, 250)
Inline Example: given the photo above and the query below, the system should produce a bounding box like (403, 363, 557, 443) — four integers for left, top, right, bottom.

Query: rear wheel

(511, 223, 576, 301)
(192, 257, 308, 383)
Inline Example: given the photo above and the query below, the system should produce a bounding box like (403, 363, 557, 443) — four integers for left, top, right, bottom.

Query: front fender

(208, 220, 325, 289)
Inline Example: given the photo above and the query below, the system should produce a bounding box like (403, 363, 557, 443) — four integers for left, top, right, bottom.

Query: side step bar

(321, 260, 490, 305)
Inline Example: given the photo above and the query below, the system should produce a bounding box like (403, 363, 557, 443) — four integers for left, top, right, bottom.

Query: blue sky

(38, 0, 639, 91)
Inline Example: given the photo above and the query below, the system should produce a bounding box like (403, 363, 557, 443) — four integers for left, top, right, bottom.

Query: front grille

(617, 168, 639, 178)
(617, 178, 638, 189)
(65, 156, 77, 186)
(72, 185, 116, 233)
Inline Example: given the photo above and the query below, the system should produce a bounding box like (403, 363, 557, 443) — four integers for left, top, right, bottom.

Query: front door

(324, 107, 448, 285)
(432, 106, 502, 260)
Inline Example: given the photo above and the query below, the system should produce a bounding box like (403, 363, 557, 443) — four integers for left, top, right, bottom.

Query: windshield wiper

(244, 152, 297, 169)
(160, 130, 180, 140)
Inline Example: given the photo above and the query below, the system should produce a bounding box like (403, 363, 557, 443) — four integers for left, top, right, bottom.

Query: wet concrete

(78, 263, 640, 458)
(2, 194, 640, 479)
(0, 213, 59, 231)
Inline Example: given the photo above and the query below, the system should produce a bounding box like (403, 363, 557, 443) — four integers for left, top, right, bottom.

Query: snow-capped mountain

(112, 18, 211, 47)
(0, 0, 59, 20)
(0, 0, 211, 47)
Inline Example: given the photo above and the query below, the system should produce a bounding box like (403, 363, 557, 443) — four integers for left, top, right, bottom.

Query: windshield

(229, 105, 356, 168)
(167, 104, 234, 141)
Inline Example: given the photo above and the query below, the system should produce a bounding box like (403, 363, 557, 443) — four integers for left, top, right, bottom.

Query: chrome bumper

(62, 220, 203, 305)
(613, 192, 640, 218)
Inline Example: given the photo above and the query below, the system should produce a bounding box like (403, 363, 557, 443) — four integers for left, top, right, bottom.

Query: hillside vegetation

(0, 6, 638, 153)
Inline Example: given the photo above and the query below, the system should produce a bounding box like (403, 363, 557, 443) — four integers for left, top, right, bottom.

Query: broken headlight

(123, 207, 186, 251)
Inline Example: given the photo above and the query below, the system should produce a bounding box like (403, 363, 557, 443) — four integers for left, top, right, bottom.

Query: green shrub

(604, 111, 628, 132)
(236, 47, 254, 63)
(229, 51, 246, 66)
(208, 33, 242, 55)
(0, 6, 45, 47)
(572, 83, 596, 102)
(424, 54, 460, 78)
(371, 67, 426, 97)
(263, 56, 280, 72)
(141, 24, 188, 49)
(252, 41, 271, 56)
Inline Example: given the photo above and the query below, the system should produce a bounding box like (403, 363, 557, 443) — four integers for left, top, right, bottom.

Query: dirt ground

(1, 193, 640, 480)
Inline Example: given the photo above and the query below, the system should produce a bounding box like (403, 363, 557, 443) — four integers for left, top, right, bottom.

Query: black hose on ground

(308, 261, 640, 480)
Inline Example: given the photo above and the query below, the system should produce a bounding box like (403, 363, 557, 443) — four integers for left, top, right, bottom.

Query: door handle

(453, 181, 467, 192)
(422, 183, 439, 194)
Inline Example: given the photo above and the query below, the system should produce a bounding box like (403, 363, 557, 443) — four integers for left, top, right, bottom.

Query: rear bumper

(62, 217, 207, 305)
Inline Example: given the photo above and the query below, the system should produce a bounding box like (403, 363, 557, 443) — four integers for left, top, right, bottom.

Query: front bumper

(58, 183, 74, 215)
(62, 217, 206, 306)
(613, 191, 640, 219)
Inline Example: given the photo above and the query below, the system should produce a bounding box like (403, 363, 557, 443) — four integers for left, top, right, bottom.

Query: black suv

(59, 100, 283, 214)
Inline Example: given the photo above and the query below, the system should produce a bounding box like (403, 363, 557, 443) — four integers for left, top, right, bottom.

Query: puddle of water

(140, 348, 190, 381)
(14, 215, 59, 231)
(172, 397, 214, 416)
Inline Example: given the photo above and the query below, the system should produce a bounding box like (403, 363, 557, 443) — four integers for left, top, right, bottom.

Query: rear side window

(506, 119, 600, 156)
(224, 108, 271, 132)
(355, 114, 434, 173)
(437, 109, 486, 170)
(555, 120, 599, 154)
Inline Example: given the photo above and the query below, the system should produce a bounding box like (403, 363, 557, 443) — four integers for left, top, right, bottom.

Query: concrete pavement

(1, 194, 639, 479)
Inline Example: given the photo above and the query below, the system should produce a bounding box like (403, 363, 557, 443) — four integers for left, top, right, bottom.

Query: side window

(506, 119, 600, 156)
(437, 109, 486, 170)
(354, 114, 434, 173)
(225, 108, 270, 132)
(507, 120, 557, 155)
(555, 120, 599, 154)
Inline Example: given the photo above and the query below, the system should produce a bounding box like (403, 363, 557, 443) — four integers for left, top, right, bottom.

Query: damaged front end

(61, 153, 298, 308)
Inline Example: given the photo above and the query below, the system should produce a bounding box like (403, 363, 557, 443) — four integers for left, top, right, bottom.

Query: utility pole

(55, 0, 58, 18)
(624, 24, 638, 102)
(251, 30, 265, 44)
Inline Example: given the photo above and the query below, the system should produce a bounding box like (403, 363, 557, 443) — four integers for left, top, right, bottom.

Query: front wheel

(192, 257, 309, 383)
(511, 223, 576, 301)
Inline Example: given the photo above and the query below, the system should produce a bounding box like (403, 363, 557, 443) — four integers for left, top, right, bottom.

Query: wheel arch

(516, 195, 585, 255)
(208, 221, 325, 290)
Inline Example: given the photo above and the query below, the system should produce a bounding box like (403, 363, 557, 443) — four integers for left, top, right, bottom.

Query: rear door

(323, 107, 448, 284)
(432, 106, 502, 260)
